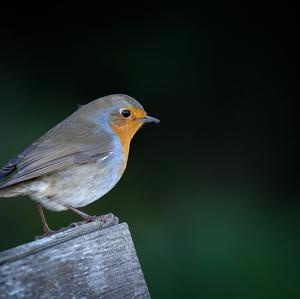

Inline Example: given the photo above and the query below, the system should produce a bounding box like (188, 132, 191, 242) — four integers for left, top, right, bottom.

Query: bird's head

(92, 94, 159, 155)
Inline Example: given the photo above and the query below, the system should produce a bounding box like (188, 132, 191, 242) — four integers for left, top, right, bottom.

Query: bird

(0, 94, 159, 234)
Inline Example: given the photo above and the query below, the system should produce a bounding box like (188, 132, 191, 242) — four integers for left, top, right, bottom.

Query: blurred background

(0, 3, 298, 298)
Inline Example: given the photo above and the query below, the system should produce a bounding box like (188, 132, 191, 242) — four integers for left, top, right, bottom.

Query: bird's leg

(65, 204, 96, 221)
(37, 203, 53, 235)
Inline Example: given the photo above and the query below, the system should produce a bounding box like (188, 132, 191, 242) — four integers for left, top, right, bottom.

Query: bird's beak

(139, 115, 160, 124)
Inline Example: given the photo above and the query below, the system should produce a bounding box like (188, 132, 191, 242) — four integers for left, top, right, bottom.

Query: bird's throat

(111, 122, 142, 161)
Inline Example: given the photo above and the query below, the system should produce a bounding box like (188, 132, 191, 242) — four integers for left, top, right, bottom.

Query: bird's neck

(110, 123, 142, 161)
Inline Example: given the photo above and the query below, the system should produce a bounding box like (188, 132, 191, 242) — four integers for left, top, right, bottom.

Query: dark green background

(0, 4, 298, 298)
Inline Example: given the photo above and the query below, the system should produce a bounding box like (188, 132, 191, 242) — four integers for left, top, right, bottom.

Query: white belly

(22, 154, 124, 211)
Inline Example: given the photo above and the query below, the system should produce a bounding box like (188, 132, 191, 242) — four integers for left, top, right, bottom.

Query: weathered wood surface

(0, 214, 150, 299)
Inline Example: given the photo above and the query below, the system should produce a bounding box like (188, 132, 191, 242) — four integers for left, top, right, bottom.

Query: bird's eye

(120, 109, 131, 118)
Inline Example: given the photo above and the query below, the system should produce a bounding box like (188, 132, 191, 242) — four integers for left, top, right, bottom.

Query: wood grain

(0, 214, 150, 299)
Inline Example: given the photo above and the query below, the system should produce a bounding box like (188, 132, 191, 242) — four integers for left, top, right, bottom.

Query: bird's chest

(54, 150, 125, 204)
(29, 135, 128, 210)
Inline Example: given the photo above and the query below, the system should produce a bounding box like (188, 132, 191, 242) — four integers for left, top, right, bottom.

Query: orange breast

(110, 107, 146, 172)
(111, 121, 142, 161)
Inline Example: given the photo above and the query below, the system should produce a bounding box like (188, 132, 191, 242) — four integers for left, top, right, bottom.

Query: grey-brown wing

(0, 143, 112, 189)
(0, 145, 32, 180)
(0, 103, 115, 189)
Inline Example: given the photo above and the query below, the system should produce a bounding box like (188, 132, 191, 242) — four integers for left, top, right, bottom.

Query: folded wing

(0, 141, 112, 189)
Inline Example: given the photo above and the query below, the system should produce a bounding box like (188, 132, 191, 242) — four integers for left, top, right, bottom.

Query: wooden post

(0, 214, 150, 299)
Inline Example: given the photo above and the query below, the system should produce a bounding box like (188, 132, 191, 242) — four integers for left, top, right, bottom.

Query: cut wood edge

(0, 213, 119, 265)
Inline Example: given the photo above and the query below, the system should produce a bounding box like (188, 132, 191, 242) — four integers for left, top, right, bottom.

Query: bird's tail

(0, 185, 19, 198)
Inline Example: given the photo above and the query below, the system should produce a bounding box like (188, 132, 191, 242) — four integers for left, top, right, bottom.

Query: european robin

(0, 94, 159, 234)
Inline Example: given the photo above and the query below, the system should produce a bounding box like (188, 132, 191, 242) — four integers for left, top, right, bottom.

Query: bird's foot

(35, 229, 56, 240)
(67, 213, 119, 228)
(65, 205, 119, 225)
(83, 215, 98, 222)
(34, 213, 119, 239)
